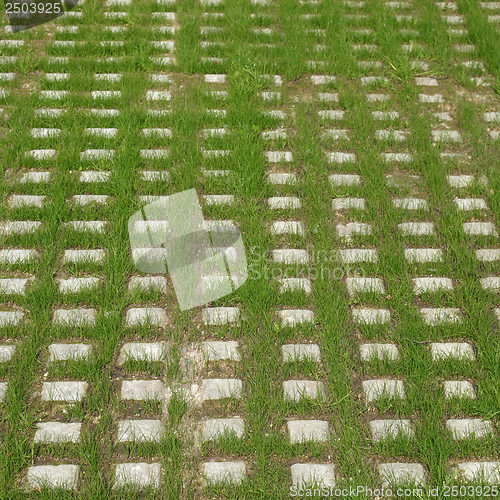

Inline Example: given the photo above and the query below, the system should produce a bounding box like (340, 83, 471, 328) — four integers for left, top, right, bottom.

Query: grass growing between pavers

(459, 0, 500, 94)
(0, 0, 498, 497)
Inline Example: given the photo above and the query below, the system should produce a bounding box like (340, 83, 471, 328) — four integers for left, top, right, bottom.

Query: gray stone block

(57, 277, 100, 294)
(412, 277, 453, 294)
(446, 419, 493, 440)
(0, 249, 38, 264)
(282, 344, 321, 362)
(332, 198, 365, 210)
(202, 417, 245, 441)
(125, 308, 167, 327)
(79, 171, 110, 183)
(363, 379, 405, 402)
(452, 462, 500, 484)
(360, 343, 399, 361)
(279, 309, 314, 327)
(379, 462, 426, 487)
(383, 152, 412, 162)
(329, 174, 361, 186)
(318, 110, 345, 120)
(279, 278, 312, 293)
(114, 463, 161, 489)
(48, 343, 91, 362)
(72, 195, 110, 205)
(369, 419, 414, 441)
(480, 277, 500, 291)
(117, 419, 165, 442)
(421, 308, 461, 326)
(53, 308, 96, 327)
(447, 174, 474, 188)
(327, 152, 356, 163)
(338, 249, 378, 263)
(432, 130, 462, 142)
(444, 380, 475, 399)
(0, 382, 7, 402)
(265, 151, 293, 163)
(336, 222, 372, 240)
(0, 278, 30, 295)
(404, 248, 443, 263)
(398, 222, 435, 235)
(201, 378, 242, 401)
(431, 342, 474, 361)
(291, 463, 335, 488)
(287, 419, 329, 444)
(63, 249, 106, 264)
(41, 381, 88, 402)
(346, 278, 385, 296)
(352, 308, 390, 325)
(20, 171, 51, 183)
(271, 221, 304, 236)
(454, 198, 487, 210)
(118, 342, 167, 364)
(392, 198, 428, 210)
(26, 464, 79, 490)
(283, 380, 325, 401)
(267, 173, 297, 185)
(202, 307, 239, 325)
(201, 341, 240, 361)
(0, 221, 41, 235)
(0, 310, 24, 327)
(203, 461, 246, 485)
(476, 249, 500, 262)
(34, 422, 81, 443)
(267, 196, 301, 209)
(128, 276, 167, 293)
(120, 380, 164, 401)
(463, 222, 497, 236)
(8, 195, 45, 208)
(0, 345, 15, 362)
(272, 249, 309, 264)
(66, 221, 106, 233)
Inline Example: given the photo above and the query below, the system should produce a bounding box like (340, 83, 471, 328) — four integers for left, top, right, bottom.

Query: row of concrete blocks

(2, 193, 496, 213)
(0, 339, 482, 364)
(0, 246, 499, 267)
(24, 460, 500, 491)
(0, 218, 498, 243)
(3, 143, 499, 162)
(0, 340, 484, 404)
(4, 170, 494, 186)
(0, 123, 475, 140)
(14, 147, 496, 161)
(1, 307, 500, 329)
(28, 415, 496, 445)
(2, 274, 499, 297)
(27, 379, 498, 442)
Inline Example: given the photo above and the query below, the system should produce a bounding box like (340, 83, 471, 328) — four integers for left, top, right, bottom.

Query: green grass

(0, 0, 498, 498)
(458, 0, 500, 94)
